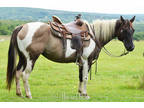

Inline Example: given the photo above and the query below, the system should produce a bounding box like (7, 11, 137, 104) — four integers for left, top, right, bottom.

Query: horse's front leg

(80, 58, 90, 98)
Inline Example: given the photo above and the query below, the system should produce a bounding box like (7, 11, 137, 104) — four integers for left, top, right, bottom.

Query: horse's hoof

(80, 93, 90, 99)
(80, 93, 87, 96)
(85, 96, 90, 99)
(26, 95, 32, 99)
(78, 89, 82, 93)
(16, 93, 22, 97)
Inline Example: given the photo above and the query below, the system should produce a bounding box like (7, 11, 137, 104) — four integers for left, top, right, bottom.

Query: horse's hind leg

(22, 59, 33, 99)
(15, 51, 27, 97)
(22, 56, 39, 99)
(16, 69, 22, 97)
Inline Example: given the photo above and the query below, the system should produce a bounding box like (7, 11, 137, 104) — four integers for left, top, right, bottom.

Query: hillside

(0, 7, 144, 22)
(0, 7, 144, 40)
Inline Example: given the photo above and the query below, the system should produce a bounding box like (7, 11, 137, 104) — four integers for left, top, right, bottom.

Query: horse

(6, 16, 135, 99)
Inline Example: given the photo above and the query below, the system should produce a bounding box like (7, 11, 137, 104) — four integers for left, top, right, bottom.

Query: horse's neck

(92, 20, 117, 47)
(100, 35, 116, 47)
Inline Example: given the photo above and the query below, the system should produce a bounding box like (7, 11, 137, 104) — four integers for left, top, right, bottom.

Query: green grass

(0, 38, 144, 102)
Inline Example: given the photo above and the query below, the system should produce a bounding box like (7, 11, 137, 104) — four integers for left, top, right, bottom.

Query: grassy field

(0, 37, 144, 102)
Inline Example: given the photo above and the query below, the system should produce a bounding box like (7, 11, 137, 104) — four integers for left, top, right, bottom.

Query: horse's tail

(6, 26, 23, 90)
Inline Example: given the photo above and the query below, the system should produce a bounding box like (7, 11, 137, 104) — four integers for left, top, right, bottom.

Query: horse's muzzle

(127, 45, 135, 52)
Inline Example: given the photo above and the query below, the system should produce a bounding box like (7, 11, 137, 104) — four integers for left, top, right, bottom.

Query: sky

(0, 0, 144, 14)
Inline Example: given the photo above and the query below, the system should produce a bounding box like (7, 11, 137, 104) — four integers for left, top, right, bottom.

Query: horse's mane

(87, 19, 117, 43)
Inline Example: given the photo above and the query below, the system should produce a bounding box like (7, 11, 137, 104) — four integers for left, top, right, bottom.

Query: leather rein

(102, 47, 129, 57)
(89, 24, 130, 80)
(90, 24, 129, 58)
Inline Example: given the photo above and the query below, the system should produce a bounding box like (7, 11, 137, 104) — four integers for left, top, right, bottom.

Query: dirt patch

(0, 35, 10, 40)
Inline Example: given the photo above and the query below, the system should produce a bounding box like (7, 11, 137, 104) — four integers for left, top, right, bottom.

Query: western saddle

(49, 14, 91, 64)
(49, 14, 90, 41)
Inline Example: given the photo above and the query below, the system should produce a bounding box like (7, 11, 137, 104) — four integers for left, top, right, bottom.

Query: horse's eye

(131, 27, 135, 33)
(121, 29, 123, 33)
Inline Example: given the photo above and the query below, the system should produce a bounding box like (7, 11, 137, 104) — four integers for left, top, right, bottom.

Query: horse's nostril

(128, 46, 134, 51)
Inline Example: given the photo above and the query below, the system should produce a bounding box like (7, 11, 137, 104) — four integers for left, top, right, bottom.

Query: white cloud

(0, 0, 144, 14)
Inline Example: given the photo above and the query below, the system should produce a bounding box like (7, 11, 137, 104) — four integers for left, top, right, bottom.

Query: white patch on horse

(26, 59, 33, 72)
(22, 70, 32, 98)
(22, 59, 33, 98)
(81, 58, 89, 95)
(17, 22, 44, 58)
(82, 38, 95, 59)
(65, 39, 76, 58)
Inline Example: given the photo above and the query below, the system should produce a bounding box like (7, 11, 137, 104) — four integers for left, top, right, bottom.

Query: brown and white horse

(7, 16, 135, 99)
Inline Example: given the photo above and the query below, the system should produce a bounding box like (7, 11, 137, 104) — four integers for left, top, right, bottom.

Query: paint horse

(7, 16, 135, 99)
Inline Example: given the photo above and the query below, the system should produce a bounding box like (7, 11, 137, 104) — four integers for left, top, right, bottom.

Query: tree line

(0, 20, 28, 35)
(0, 20, 144, 40)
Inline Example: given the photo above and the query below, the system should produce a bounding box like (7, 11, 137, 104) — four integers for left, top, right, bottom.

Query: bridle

(102, 47, 129, 57)
(88, 23, 130, 80)
(90, 24, 130, 58)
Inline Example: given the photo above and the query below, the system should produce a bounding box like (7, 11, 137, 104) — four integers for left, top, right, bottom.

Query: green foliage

(0, 19, 144, 40)
(0, 7, 143, 22)
(0, 20, 27, 35)
(0, 7, 144, 39)
(134, 22, 144, 32)
(133, 22, 144, 40)
(134, 32, 144, 40)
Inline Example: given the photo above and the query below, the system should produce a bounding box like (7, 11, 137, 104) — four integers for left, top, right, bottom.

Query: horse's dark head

(116, 16, 135, 51)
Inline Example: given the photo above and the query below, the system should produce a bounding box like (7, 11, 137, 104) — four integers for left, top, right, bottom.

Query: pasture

(0, 36, 144, 102)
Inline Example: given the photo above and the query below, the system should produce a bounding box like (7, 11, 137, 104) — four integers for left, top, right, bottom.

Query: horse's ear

(120, 16, 125, 23)
(130, 16, 136, 23)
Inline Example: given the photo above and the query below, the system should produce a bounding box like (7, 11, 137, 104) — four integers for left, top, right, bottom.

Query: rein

(89, 47, 129, 80)
(88, 24, 130, 80)
(89, 59, 97, 80)
(88, 24, 100, 80)
(102, 47, 129, 57)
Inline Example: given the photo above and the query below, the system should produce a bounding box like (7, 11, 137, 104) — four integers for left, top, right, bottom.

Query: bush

(134, 32, 144, 40)
(0, 20, 27, 35)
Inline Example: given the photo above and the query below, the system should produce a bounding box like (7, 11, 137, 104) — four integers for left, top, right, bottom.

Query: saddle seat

(50, 16, 90, 40)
